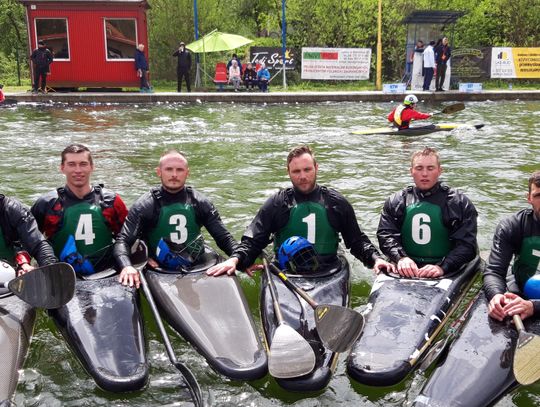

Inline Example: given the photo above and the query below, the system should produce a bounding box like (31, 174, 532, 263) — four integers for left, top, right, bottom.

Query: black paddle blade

(441, 102, 465, 114)
(175, 361, 204, 407)
(8, 263, 75, 309)
(315, 304, 364, 353)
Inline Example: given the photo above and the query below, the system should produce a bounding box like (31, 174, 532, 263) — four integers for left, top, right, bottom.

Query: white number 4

(75, 214, 96, 245)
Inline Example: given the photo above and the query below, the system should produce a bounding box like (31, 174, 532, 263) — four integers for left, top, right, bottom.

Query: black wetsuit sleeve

(192, 190, 238, 256)
(3, 197, 57, 266)
(233, 192, 289, 270)
(439, 191, 478, 274)
(326, 189, 381, 267)
(483, 216, 520, 301)
(113, 193, 154, 269)
(377, 192, 407, 264)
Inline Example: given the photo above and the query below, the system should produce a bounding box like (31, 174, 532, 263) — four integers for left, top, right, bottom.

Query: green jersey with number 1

(513, 236, 540, 289)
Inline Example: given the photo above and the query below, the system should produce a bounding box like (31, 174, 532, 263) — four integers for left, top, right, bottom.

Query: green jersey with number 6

(513, 236, 540, 289)
(274, 202, 339, 255)
(147, 202, 201, 255)
(401, 201, 451, 265)
(51, 202, 113, 258)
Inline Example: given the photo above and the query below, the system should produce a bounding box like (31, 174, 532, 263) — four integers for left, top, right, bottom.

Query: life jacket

(273, 187, 339, 256)
(393, 104, 412, 129)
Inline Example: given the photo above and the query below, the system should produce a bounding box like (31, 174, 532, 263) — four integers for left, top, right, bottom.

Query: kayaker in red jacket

(388, 94, 432, 130)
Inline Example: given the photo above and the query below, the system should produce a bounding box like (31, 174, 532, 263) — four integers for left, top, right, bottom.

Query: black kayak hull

(49, 275, 148, 392)
(347, 257, 482, 386)
(351, 123, 484, 136)
(261, 257, 350, 392)
(146, 248, 267, 380)
(0, 294, 35, 404)
(414, 292, 535, 407)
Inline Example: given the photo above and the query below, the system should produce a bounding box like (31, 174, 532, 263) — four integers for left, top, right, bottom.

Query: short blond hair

(411, 147, 440, 167)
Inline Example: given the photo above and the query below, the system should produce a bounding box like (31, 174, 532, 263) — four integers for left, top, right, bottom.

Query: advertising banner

(301, 47, 371, 80)
(249, 47, 296, 73)
(451, 47, 491, 81)
(491, 47, 540, 78)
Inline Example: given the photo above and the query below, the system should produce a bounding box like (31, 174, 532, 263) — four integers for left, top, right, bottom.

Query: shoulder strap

(405, 186, 414, 206)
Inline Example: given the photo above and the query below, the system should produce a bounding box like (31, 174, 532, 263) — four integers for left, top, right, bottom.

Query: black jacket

(377, 182, 478, 274)
(231, 185, 382, 270)
(173, 48, 192, 71)
(114, 186, 237, 268)
(483, 208, 540, 315)
(31, 47, 53, 69)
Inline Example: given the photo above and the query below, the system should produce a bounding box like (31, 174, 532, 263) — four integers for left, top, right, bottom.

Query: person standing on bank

(135, 44, 151, 93)
(114, 150, 238, 288)
(422, 41, 436, 91)
(172, 42, 192, 92)
(484, 171, 540, 321)
(30, 40, 53, 94)
(377, 147, 478, 278)
(206, 144, 394, 277)
(435, 37, 451, 91)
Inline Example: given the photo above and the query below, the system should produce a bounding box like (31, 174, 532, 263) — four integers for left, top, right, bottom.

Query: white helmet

(404, 94, 418, 105)
(0, 261, 16, 296)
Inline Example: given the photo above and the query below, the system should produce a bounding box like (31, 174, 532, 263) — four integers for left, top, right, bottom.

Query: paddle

(0, 262, 75, 309)
(262, 256, 316, 378)
(263, 253, 364, 353)
(137, 242, 203, 407)
(512, 314, 540, 385)
(432, 102, 465, 116)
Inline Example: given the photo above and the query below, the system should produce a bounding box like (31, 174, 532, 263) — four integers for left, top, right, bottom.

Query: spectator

(422, 41, 436, 91)
(227, 53, 243, 76)
(242, 63, 258, 91)
(135, 44, 152, 93)
(257, 62, 270, 92)
(228, 60, 242, 92)
(435, 37, 451, 91)
(30, 40, 53, 94)
(172, 42, 192, 92)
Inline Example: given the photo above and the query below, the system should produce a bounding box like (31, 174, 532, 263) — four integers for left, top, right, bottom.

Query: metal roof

(403, 10, 465, 25)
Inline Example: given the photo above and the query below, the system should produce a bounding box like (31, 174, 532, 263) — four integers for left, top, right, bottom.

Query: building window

(104, 19, 137, 60)
(35, 18, 69, 60)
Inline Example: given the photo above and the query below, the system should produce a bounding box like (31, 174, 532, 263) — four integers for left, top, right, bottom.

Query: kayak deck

(145, 248, 267, 380)
(347, 256, 481, 386)
(0, 294, 36, 403)
(49, 275, 148, 392)
(352, 123, 484, 136)
(414, 292, 540, 407)
(261, 257, 350, 391)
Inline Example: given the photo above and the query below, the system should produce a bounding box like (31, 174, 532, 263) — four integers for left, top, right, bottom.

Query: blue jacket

(135, 49, 149, 71)
(257, 68, 270, 81)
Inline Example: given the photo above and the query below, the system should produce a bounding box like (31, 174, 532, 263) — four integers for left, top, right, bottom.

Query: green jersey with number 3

(147, 203, 201, 255)
(401, 201, 451, 264)
(51, 202, 113, 258)
(513, 236, 540, 289)
(274, 201, 338, 255)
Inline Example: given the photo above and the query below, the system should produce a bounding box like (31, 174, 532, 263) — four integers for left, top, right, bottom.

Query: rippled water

(1, 99, 539, 406)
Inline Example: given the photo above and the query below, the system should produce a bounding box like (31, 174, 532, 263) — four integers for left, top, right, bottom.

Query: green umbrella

(186, 30, 253, 53)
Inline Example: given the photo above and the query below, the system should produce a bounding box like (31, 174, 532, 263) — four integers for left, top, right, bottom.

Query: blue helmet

(278, 236, 319, 273)
(156, 235, 204, 271)
(524, 274, 540, 300)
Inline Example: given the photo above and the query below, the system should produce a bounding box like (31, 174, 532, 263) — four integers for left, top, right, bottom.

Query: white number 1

(302, 213, 316, 243)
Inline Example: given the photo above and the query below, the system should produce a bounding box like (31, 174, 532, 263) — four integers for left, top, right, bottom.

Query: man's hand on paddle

(488, 292, 534, 321)
(118, 265, 140, 288)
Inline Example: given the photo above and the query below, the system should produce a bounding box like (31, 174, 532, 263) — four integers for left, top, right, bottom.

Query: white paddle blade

(514, 331, 540, 385)
(268, 324, 316, 379)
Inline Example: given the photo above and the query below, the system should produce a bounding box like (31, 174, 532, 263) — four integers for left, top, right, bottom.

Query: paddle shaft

(267, 261, 318, 309)
(139, 270, 203, 407)
(263, 258, 285, 323)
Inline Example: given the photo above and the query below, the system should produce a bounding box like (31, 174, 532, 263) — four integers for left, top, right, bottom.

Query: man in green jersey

(207, 144, 394, 276)
(377, 147, 478, 278)
(32, 144, 128, 278)
(114, 150, 238, 288)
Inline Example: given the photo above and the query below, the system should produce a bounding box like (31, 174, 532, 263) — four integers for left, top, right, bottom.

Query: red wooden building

(19, 0, 149, 88)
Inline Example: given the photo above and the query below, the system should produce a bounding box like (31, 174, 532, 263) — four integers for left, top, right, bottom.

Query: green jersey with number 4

(147, 203, 201, 255)
(51, 202, 113, 258)
(513, 236, 540, 289)
(274, 202, 338, 255)
(401, 201, 451, 265)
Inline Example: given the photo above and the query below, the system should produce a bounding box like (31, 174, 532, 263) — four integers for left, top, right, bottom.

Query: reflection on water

(1, 100, 539, 406)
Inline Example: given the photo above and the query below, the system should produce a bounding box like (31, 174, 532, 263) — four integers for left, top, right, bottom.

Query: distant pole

(376, 0, 382, 90)
(281, 0, 287, 89)
(193, 0, 201, 87)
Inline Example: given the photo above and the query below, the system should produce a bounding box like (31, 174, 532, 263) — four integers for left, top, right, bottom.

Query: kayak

(351, 123, 485, 136)
(414, 291, 538, 407)
(145, 246, 267, 380)
(0, 100, 18, 108)
(49, 246, 148, 393)
(347, 256, 482, 386)
(260, 256, 350, 391)
(0, 294, 35, 404)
